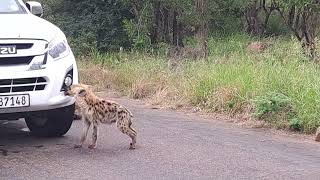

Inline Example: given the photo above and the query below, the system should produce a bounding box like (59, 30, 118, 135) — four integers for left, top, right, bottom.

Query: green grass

(78, 33, 320, 134)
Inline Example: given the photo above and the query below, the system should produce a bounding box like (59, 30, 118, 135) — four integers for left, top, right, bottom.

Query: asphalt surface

(1, 97, 320, 180)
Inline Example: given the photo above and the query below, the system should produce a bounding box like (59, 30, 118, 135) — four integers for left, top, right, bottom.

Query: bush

(252, 92, 299, 130)
(289, 118, 303, 131)
(253, 92, 292, 119)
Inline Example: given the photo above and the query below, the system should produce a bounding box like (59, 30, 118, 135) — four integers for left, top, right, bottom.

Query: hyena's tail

(128, 118, 137, 135)
(120, 105, 137, 135)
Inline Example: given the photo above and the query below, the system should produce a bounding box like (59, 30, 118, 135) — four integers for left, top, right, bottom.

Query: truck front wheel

(25, 104, 75, 137)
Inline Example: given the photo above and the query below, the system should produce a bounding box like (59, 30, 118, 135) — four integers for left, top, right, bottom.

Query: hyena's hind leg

(117, 116, 137, 150)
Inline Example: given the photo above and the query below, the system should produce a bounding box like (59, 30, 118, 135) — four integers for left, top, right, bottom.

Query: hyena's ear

(78, 89, 87, 97)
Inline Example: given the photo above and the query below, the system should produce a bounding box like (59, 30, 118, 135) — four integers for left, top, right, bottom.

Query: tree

(39, 0, 133, 54)
(228, 0, 277, 36)
(276, 0, 320, 60)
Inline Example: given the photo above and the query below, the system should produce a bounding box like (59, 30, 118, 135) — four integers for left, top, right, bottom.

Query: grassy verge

(78, 33, 320, 134)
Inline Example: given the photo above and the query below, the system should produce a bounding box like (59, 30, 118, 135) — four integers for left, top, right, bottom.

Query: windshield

(0, 0, 26, 14)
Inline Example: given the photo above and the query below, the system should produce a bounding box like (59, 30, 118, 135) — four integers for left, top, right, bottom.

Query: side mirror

(25, 1, 43, 17)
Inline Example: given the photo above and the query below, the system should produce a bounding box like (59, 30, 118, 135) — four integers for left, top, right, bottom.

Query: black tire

(25, 104, 75, 137)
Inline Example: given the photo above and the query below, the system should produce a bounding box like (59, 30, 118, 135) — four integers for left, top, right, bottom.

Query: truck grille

(0, 43, 33, 50)
(0, 56, 34, 66)
(0, 77, 47, 94)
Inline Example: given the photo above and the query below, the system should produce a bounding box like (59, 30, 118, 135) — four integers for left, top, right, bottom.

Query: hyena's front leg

(88, 122, 98, 149)
(74, 118, 91, 148)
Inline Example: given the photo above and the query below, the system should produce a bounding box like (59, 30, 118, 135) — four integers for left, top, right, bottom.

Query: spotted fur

(66, 84, 137, 149)
(73, 98, 85, 120)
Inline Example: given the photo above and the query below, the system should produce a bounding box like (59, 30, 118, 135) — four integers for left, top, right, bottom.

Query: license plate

(0, 94, 30, 109)
(0, 46, 17, 55)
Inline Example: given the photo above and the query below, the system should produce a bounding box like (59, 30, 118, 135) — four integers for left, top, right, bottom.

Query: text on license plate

(0, 94, 30, 109)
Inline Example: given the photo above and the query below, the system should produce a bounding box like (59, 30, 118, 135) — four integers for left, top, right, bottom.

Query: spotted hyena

(65, 84, 137, 149)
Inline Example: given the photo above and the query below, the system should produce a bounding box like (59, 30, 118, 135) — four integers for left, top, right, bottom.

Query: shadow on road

(0, 120, 31, 143)
(0, 120, 70, 157)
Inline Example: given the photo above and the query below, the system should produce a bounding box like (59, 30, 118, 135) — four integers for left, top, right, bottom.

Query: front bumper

(0, 53, 78, 114)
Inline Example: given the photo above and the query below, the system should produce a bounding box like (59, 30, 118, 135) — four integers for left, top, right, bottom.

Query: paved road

(1, 97, 320, 180)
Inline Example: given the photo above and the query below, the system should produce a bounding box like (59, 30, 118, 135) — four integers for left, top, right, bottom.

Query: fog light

(61, 68, 73, 92)
(64, 76, 73, 87)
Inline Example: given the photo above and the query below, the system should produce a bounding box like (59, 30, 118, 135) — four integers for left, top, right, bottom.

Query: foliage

(79, 33, 320, 133)
(36, 0, 320, 59)
(275, 0, 320, 60)
(39, 0, 133, 55)
(252, 92, 300, 130)
(289, 118, 302, 131)
(253, 92, 293, 119)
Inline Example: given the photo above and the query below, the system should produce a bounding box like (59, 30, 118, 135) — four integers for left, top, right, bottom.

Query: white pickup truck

(0, 0, 78, 137)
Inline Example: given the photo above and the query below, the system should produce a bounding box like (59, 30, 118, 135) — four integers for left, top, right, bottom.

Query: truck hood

(0, 14, 60, 42)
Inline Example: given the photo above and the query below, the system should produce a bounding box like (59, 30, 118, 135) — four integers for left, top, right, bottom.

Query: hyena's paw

(88, 144, 97, 149)
(74, 144, 82, 148)
(129, 143, 136, 150)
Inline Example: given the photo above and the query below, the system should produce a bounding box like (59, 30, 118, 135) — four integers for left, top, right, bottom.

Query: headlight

(48, 34, 70, 60)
